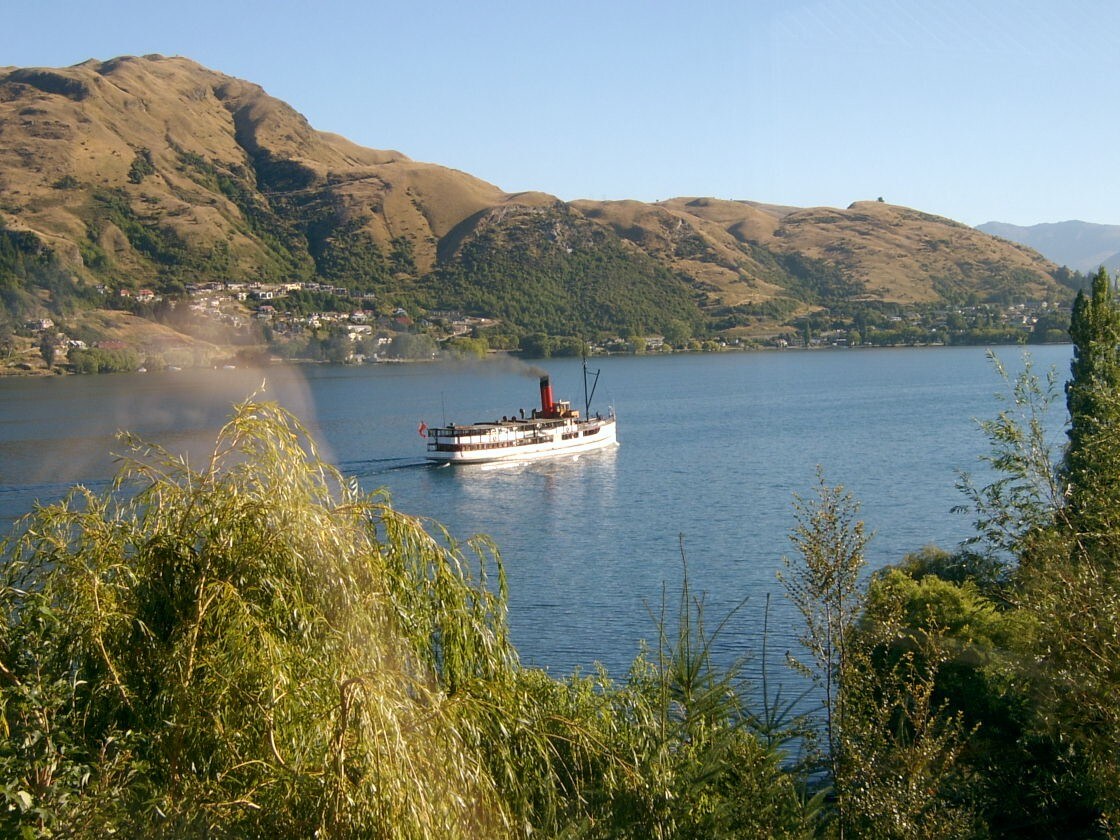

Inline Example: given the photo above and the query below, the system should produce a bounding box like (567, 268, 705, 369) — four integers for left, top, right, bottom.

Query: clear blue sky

(5, 0, 1118, 227)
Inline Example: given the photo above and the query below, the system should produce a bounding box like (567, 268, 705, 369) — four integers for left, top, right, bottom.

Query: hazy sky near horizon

(5, 0, 1118, 227)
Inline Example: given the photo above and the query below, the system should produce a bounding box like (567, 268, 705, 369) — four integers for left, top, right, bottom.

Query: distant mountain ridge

(0, 54, 1074, 344)
(977, 220, 1120, 273)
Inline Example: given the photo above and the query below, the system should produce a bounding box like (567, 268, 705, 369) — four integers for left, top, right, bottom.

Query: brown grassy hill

(0, 54, 1073, 346)
(585, 197, 1065, 307)
(571, 198, 794, 309)
(0, 54, 524, 280)
(748, 200, 1058, 303)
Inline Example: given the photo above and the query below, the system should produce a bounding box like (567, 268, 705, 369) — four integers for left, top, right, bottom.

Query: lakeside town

(6, 278, 1072, 376)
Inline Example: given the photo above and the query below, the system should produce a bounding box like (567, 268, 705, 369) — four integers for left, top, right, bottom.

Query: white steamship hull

(424, 373, 618, 465)
(426, 417, 618, 464)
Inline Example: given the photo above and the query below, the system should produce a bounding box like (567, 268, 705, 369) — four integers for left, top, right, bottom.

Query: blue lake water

(0, 346, 1072, 681)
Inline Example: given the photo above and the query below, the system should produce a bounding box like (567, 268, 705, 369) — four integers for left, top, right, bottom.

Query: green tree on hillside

(0, 228, 99, 325)
(127, 147, 156, 184)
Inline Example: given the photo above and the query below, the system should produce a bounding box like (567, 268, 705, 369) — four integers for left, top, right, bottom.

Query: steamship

(424, 372, 618, 465)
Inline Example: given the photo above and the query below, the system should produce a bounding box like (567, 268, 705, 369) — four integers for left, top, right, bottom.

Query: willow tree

(0, 401, 521, 838)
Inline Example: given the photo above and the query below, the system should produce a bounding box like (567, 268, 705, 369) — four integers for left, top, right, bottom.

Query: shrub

(0, 402, 515, 837)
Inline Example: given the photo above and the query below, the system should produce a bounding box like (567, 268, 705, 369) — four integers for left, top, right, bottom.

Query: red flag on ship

(418, 421, 428, 437)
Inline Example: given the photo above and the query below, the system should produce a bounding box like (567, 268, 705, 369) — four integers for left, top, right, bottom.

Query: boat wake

(478, 460, 531, 471)
(340, 457, 436, 478)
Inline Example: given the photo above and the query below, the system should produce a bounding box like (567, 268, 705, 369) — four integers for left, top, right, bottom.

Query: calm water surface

(0, 346, 1072, 680)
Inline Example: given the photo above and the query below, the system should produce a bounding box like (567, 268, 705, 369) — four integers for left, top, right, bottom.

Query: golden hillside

(0, 55, 529, 277)
(577, 197, 1063, 307)
(0, 54, 1070, 342)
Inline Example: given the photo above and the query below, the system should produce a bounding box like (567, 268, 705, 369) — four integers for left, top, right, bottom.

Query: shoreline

(0, 339, 1074, 378)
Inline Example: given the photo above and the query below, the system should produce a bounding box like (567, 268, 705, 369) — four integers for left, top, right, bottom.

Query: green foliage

(711, 297, 801, 330)
(837, 622, 981, 839)
(864, 568, 1032, 665)
(1027, 308, 1070, 344)
(1002, 269, 1120, 832)
(67, 346, 140, 374)
(955, 352, 1066, 562)
(779, 470, 870, 833)
(1051, 265, 1090, 295)
(386, 332, 437, 360)
(77, 238, 108, 272)
(83, 188, 242, 285)
(0, 229, 46, 320)
(781, 478, 994, 837)
(310, 221, 392, 292)
(770, 251, 863, 306)
(436, 206, 704, 339)
(859, 558, 1070, 838)
(519, 333, 586, 358)
(1065, 267, 1120, 527)
(251, 149, 317, 192)
(661, 319, 692, 347)
(175, 149, 401, 293)
(891, 545, 1006, 590)
(267, 331, 315, 361)
(442, 336, 488, 359)
(51, 174, 80, 190)
(890, 342, 1120, 836)
(201, 157, 316, 282)
(87, 189, 183, 268)
(127, 148, 155, 184)
(271, 288, 352, 315)
(0, 228, 99, 326)
(570, 559, 816, 839)
(1018, 549, 1120, 834)
(315, 330, 353, 364)
(477, 328, 521, 351)
(390, 235, 416, 276)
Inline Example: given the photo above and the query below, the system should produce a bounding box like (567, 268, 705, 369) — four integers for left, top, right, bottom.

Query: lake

(0, 345, 1072, 682)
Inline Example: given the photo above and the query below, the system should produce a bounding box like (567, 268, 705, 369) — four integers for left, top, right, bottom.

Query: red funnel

(539, 376, 554, 416)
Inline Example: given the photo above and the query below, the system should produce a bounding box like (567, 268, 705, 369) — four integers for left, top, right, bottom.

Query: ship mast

(582, 354, 601, 418)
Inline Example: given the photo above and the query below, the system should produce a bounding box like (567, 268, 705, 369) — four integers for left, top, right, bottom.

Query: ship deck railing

(428, 419, 568, 438)
(428, 435, 555, 454)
